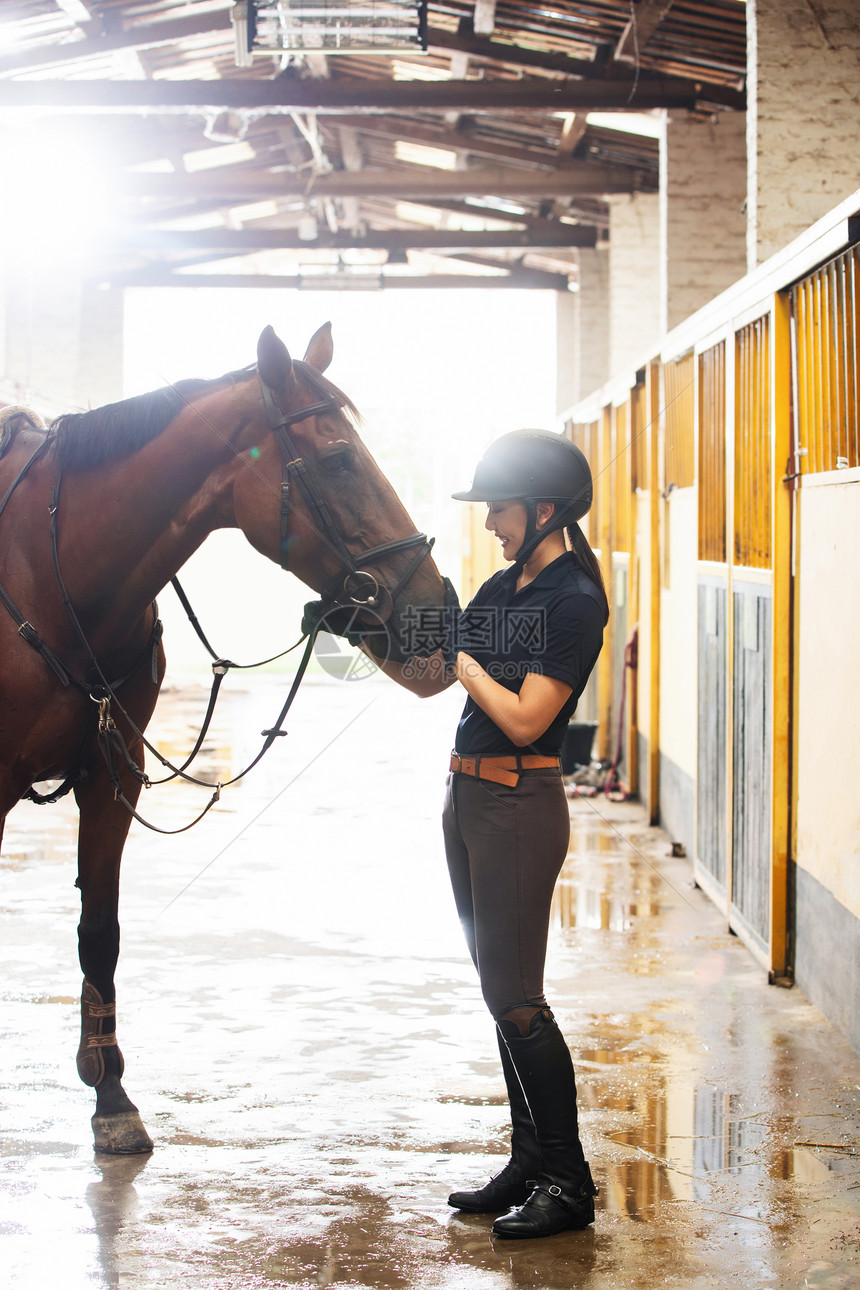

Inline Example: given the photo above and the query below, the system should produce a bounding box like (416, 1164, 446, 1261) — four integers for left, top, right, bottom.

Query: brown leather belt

(449, 752, 560, 788)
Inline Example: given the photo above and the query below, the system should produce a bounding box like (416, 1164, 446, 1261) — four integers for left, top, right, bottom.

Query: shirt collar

(501, 550, 575, 595)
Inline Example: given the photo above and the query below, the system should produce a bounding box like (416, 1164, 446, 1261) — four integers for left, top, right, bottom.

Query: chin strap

(513, 499, 572, 572)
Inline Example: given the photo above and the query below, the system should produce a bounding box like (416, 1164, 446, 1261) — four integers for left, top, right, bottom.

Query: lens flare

(0, 122, 110, 266)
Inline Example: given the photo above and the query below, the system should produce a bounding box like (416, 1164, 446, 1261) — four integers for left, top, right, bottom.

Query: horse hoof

(92, 1111, 154, 1155)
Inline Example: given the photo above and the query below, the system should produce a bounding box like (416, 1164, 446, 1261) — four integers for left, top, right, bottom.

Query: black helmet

(452, 429, 593, 521)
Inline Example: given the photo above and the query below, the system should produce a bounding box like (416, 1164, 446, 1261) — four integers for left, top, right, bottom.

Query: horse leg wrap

(76, 980, 125, 1087)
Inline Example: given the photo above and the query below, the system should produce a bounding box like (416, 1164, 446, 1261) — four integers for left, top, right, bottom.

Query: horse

(0, 322, 446, 1155)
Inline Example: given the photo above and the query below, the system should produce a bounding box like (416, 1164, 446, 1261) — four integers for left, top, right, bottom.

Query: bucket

(561, 721, 598, 773)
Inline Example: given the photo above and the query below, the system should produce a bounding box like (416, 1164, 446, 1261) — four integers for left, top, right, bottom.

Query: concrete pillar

(748, 0, 860, 267)
(660, 110, 747, 333)
(2, 265, 123, 413)
(555, 248, 610, 411)
(555, 287, 578, 417)
(608, 193, 661, 377)
(577, 247, 610, 402)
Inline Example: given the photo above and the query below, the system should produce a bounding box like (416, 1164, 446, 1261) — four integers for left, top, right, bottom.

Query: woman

(365, 429, 607, 1239)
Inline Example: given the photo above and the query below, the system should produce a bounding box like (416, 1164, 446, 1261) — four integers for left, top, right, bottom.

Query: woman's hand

(454, 653, 572, 747)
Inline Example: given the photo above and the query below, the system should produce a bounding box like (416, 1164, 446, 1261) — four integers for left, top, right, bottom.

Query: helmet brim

(450, 486, 514, 501)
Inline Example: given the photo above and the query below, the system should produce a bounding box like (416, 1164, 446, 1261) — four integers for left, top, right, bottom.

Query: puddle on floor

(2, 678, 859, 1289)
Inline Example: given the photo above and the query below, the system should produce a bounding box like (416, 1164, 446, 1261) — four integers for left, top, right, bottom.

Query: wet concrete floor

(1, 669, 859, 1289)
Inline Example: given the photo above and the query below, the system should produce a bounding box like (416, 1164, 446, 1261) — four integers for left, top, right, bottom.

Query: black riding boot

(448, 1027, 542, 1213)
(492, 1009, 597, 1239)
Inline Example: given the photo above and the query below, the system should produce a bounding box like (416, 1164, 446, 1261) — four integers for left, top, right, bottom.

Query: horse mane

(51, 359, 358, 474)
(51, 368, 254, 473)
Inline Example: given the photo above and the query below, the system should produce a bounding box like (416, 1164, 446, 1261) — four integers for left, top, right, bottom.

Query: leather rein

(1, 371, 435, 832)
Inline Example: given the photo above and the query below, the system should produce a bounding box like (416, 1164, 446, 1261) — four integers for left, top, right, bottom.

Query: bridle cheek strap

(259, 380, 338, 571)
(258, 374, 434, 615)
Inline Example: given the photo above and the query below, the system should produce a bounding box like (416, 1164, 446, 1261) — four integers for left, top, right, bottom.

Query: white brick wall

(609, 193, 661, 378)
(748, 0, 860, 266)
(555, 248, 611, 412)
(660, 110, 747, 333)
(576, 247, 610, 403)
(555, 287, 578, 415)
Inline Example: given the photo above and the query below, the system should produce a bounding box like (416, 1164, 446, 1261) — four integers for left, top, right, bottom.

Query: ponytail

(566, 522, 609, 625)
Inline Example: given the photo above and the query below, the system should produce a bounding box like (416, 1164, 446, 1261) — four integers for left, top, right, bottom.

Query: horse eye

(321, 448, 353, 475)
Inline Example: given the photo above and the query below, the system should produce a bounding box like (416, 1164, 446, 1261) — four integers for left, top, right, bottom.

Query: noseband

(259, 374, 434, 616)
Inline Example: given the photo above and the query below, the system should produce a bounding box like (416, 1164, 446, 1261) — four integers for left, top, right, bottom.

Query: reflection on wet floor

(1, 675, 859, 1289)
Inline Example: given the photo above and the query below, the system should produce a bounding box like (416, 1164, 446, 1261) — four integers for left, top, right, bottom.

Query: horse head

(229, 324, 447, 664)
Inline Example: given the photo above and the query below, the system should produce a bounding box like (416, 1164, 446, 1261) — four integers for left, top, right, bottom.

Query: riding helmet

(451, 429, 592, 521)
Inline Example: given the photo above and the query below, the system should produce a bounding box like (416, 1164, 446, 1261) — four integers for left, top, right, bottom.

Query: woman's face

(485, 499, 528, 561)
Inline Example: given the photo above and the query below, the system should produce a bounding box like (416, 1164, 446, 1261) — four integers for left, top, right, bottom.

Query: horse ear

(303, 322, 333, 373)
(257, 325, 297, 394)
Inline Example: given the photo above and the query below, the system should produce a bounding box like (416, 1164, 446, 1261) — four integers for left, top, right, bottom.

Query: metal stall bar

(731, 314, 774, 964)
(696, 340, 729, 903)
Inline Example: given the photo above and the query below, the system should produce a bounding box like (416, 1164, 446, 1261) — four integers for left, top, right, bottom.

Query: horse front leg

(74, 765, 153, 1155)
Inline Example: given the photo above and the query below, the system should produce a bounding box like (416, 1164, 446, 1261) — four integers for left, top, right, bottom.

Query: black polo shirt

(454, 551, 604, 757)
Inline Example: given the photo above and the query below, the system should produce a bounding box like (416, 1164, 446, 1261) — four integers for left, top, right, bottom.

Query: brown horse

(0, 323, 445, 1154)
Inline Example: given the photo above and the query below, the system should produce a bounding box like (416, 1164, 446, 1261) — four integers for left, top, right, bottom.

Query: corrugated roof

(0, 0, 745, 288)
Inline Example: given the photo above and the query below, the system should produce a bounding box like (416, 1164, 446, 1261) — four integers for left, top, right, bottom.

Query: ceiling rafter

(0, 75, 745, 113)
(0, 0, 746, 289)
(100, 226, 597, 252)
(115, 162, 651, 201)
(615, 1, 678, 62)
(550, 112, 590, 218)
(336, 125, 364, 235)
(105, 269, 571, 291)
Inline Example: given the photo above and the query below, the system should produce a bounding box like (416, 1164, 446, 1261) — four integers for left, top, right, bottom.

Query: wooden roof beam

(105, 269, 571, 291)
(116, 163, 651, 201)
(615, 1, 677, 63)
(337, 126, 364, 235)
(444, 50, 471, 129)
(0, 76, 745, 113)
(550, 113, 590, 218)
(101, 226, 597, 252)
(558, 114, 589, 159)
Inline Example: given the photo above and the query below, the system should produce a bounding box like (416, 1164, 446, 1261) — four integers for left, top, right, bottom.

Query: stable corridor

(1, 675, 858, 1289)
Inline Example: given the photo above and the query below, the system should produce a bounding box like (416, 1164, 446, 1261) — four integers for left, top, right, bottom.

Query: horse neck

(57, 390, 249, 637)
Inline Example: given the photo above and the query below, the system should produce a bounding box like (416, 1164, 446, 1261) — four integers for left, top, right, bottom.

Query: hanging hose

(603, 627, 638, 801)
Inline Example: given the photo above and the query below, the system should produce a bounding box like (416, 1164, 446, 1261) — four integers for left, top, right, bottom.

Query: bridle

(0, 369, 439, 832)
(260, 374, 434, 622)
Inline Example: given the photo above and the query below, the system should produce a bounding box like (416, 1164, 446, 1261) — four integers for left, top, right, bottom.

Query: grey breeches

(442, 768, 570, 1020)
